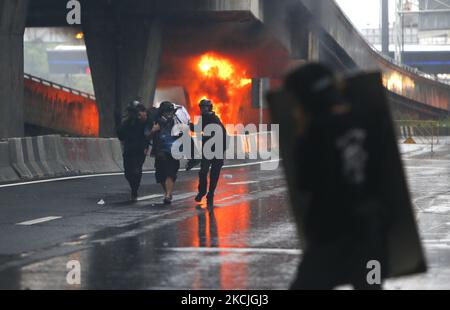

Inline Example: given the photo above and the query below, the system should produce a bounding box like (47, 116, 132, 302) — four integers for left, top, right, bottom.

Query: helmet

(159, 101, 175, 114)
(127, 100, 146, 113)
(199, 99, 213, 108)
(284, 63, 340, 113)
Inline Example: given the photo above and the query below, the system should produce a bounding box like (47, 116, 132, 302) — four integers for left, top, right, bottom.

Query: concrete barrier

(61, 137, 95, 174)
(85, 138, 122, 173)
(60, 138, 122, 174)
(32, 136, 53, 177)
(54, 135, 77, 173)
(41, 135, 74, 176)
(0, 142, 19, 183)
(22, 137, 46, 178)
(235, 135, 247, 160)
(1, 131, 279, 184)
(110, 138, 157, 171)
(8, 138, 34, 179)
(109, 138, 124, 171)
(245, 133, 258, 160)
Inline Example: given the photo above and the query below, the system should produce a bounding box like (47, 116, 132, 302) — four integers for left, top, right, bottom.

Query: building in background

(357, 0, 450, 83)
(23, 27, 94, 94)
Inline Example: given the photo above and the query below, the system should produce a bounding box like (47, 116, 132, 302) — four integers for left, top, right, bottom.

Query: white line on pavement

(0, 159, 281, 189)
(216, 194, 242, 202)
(173, 192, 197, 201)
(228, 181, 260, 185)
(16, 216, 62, 226)
(161, 247, 302, 255)
(423, 239, 450, 243)
(137, 194, 164, 202)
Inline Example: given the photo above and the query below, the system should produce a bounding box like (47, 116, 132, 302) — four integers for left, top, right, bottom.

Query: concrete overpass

(391, 50, 450, 74)
(2, 0, 450, 138)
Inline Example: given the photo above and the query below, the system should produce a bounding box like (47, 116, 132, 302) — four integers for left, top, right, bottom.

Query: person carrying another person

(148, 101, 185, 205)
(117, 100, 150, 202)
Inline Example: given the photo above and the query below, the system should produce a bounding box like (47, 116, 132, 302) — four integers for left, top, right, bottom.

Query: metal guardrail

(396, 120, 443, 151)
(24, 73, 96, 101)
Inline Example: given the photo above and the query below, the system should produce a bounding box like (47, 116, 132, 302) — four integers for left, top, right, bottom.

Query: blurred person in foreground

(272, 63, 426, 290)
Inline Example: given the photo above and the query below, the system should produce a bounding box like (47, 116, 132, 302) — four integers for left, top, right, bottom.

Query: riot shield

(267, 71, 427, 279)
(344, 72, 427, 277)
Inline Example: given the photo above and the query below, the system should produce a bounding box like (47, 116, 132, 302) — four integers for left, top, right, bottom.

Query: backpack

(157, 118, 178, 155)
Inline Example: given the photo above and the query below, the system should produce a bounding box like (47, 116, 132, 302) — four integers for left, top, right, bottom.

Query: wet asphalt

(0, 155, 449, 289)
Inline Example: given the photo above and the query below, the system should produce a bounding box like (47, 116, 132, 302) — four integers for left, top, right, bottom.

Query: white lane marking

(216, 194, 241, 202)
(173, 192, 197, 201)
(162, 247, 302, 255)
(0, 159, 281, 189)
(228, 181, 259, 185)
(0, 173, 126, 188)
(16, 216, 62, 226)
(423, 239, 450, 243)
(137, 194, 164, 202)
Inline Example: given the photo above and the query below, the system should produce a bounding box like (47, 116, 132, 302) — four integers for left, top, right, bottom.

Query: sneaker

(163, 196, 172, 205)
(195, 192, 206, 202)
(186, 159, 201, 171)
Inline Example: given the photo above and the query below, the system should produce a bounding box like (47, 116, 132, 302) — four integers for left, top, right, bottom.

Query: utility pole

(394, 0, 404, 63)
(381, 0, 390, 56)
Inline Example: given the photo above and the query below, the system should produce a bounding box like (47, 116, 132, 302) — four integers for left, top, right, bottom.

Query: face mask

(160, 113, 174, 125)
(200, 107, 212, 115)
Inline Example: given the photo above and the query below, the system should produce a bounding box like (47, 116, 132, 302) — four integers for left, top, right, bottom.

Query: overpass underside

(1, 0, 449, 138)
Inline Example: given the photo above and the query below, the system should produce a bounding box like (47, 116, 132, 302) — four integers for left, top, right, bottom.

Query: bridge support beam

(82, 4, 163, 137)
(0, 0, 28, 138)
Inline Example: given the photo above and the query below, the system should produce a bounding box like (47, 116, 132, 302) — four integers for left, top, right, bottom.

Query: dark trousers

(198, 159, 224, 196)
(123, 153, 146, 195)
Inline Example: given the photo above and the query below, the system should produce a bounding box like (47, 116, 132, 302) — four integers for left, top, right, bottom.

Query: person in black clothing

(117, 100, 150, 202)
(188, 99, 227, 206)
(284, 63, 389, 290)
(149, 101, 181, 205)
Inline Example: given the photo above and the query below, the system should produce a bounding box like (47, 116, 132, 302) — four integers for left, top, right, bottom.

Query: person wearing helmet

(148, 101, 181, 205)
(117, 100, 150, 202)
(188, 98, 227, 206)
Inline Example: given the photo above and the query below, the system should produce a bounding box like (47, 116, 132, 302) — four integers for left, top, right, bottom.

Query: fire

(186, 52, 252, 125)
(198, 54, 234, 80)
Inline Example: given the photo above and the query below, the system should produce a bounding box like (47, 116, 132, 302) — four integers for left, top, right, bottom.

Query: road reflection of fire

(179, 176, 251, 289)
(186, 52, 252, 125)
(217, 183, 250, 289)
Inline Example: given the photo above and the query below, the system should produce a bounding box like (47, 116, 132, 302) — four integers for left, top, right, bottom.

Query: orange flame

(186, 52, 252, 125)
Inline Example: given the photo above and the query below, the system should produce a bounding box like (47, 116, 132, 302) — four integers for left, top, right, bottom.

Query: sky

(335, 0, 396, 30)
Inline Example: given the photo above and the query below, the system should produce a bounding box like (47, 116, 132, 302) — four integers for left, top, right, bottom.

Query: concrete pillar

(82, 3, 163, 137)
(286, 6, 311, 60)
(381, 0, 390, 56)
(0, 0, 28, 138)
(308, 31, 320, 61)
